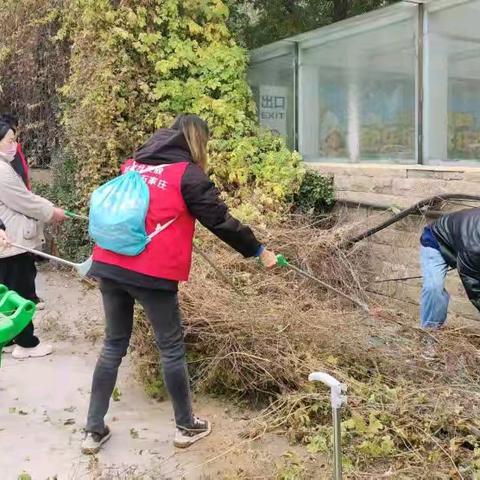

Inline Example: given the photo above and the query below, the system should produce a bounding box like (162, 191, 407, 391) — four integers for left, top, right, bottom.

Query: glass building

(248, 0, 480, 165)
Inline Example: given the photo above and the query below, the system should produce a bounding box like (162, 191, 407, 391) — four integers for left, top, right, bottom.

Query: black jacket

(90, 128, 262, 290)
(432, 208, 480, 311)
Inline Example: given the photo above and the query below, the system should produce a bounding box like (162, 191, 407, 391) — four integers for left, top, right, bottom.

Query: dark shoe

(174, 417, 211, 448)
(81, 426, 112, 455)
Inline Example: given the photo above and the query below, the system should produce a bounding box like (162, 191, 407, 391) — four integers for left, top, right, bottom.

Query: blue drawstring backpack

(89, 169, 175, 256)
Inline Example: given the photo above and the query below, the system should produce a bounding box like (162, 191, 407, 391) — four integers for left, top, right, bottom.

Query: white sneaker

(12, 343, 53, 359)
(174, 417, 212, 448)
(2, 345, 14, 354)
(36, 301, 46, 311)
(81, 426, 112, 455)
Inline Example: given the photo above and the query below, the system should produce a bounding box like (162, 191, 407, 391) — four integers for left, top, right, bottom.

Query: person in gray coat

(0, 121, 67, 359)
(0, 221, 9, 249)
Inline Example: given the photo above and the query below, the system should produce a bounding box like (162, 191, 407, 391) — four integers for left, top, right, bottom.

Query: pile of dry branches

(131, 216, 480, 478)
(132, 217, 367, 397)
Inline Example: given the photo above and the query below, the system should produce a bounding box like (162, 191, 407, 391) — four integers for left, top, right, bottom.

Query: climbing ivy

(59, 0, 303, 220)
(0, 0, 69, 167)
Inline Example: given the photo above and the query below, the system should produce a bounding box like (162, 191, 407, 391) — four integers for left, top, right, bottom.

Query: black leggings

(86, 278, 193, 432)
(0, 253, 40, 348)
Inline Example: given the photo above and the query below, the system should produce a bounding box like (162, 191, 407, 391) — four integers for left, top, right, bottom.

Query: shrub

(294, 170, 335, 216)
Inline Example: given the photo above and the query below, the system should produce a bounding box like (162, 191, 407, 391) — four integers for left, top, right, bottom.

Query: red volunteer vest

(92, 159, 196, 281)
(17, 144, 31, 190)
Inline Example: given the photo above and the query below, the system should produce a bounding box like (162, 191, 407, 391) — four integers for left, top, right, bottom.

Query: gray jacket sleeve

(0, 162, 54, 222)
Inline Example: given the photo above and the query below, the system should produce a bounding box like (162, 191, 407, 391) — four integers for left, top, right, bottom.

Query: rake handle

(193, 244, 243, 295)
(64, 210, 89, 221)
(10, 243, 78, 268)
(276, 255, 369, 313)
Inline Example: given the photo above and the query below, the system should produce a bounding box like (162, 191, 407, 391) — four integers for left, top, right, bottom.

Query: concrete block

(463, 169, 480, 183)
(391, 178, 451, 197)
(406, 168, 464, 181)
(391, 177, 480, 198)
(337, 191, 425, 209)
(444, 275, 466, 297)
(368, 243, 420, 269)
(449, 298, 479, 319)
(355, 165, 408, 178)
(333, 205, 371, 223)
(372, 228, 420, 248)
(374, 260, 418, 278)
(309, 163, 408, 178)
(309, 165, 352, 177)
(440, 181, 480, 196)
(334, 175, 393, 195)
(334, 175, 375, 192)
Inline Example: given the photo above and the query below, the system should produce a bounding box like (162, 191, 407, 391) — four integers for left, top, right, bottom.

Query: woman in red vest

(82, 114, 277, 454)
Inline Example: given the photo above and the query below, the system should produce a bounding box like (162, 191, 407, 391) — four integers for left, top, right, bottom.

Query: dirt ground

(0, 267, 317, 480)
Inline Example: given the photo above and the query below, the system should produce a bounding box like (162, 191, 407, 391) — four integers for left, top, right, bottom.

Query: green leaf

(112, 387, 122, 402)
(307, 434, 329, 454)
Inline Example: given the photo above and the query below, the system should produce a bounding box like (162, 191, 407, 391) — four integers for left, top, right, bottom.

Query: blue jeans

(420, 246, 450, 329)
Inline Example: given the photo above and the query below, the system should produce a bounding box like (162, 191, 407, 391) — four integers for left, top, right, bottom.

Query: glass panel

(299, 8, 417, 163)
(425, 0, 480, 164)
(248, 47, 295, 149)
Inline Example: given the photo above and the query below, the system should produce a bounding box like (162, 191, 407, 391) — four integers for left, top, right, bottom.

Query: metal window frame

(293, 42, 300, 151)
(416, 2, 425, 164)
(249, 0, 480, 165)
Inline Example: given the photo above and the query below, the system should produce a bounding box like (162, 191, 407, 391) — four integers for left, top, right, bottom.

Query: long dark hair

(0, 121, 11, 143)
(171, 114, 209, 171)
(0, 113, 18, 133)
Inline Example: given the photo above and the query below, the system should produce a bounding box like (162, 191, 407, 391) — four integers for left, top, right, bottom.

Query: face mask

(0, 143, 17, 162)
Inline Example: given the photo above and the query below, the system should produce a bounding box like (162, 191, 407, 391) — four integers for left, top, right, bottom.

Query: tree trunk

(333, 0, 350, 22)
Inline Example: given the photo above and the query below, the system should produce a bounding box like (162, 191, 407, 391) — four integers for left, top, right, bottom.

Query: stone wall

(310, 163, 480, 323)
(28, 163, 480, 323)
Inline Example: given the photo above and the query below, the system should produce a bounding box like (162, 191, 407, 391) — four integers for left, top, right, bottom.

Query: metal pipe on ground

(309, 372, 347, 480)
(342, 194, 480, 247)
